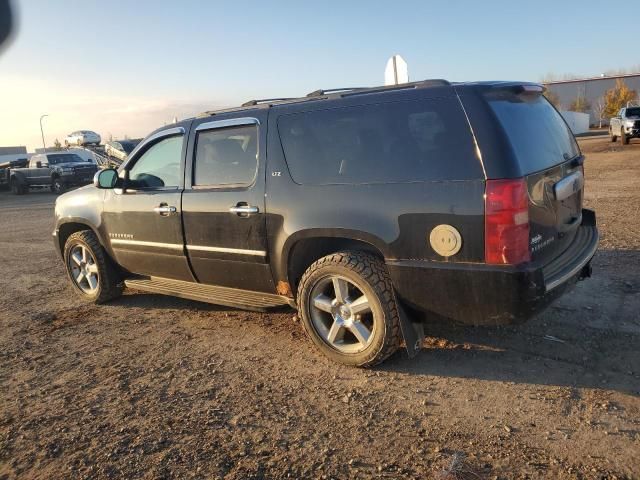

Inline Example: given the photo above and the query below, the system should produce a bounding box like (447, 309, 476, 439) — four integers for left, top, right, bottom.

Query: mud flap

(396, 301, 425, 358)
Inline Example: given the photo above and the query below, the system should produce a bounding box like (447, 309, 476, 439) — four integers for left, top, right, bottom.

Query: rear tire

(10, 180, 26, 195)
(297, 251, 401, 367)
(63, 230, 123, 303)
(52, 177, 65, 194)
(610, 127, 617, 142)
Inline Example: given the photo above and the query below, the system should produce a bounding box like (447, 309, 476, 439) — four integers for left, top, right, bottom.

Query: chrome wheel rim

(309, 275, 375, 354)
(68, 244, 99, 294)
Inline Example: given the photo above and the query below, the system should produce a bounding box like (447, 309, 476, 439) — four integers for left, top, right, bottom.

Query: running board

(124, 276, 294, 312)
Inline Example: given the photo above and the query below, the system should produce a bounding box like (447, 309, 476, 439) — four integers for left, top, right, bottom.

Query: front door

(101, 127, 194, 281)
(181, 114, 274, 293)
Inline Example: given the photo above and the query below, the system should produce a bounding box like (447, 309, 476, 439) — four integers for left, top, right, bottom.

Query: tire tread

(64, 230, 122, 303)
(297, 251, 401, 367)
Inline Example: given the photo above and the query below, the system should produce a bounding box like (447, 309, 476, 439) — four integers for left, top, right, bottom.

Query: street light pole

(39, 114, 48, 152)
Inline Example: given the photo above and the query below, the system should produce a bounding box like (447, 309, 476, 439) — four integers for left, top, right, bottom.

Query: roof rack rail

(306, 87, 367, 97)
(241, 98, 296, 107)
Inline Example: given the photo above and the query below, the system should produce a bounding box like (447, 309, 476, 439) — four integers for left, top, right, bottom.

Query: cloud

(0, 74, 229, 150)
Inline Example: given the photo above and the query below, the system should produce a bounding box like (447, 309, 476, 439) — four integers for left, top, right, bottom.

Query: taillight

(485, 178, 530, 265)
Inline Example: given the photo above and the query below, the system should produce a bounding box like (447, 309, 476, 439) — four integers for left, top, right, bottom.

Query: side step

(124, 276, 295, 312)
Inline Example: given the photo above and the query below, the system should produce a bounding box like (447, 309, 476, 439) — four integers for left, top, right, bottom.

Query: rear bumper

(387, 209, 598, 326)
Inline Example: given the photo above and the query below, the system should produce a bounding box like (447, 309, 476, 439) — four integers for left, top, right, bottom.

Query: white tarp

(560, 111, 590, 134)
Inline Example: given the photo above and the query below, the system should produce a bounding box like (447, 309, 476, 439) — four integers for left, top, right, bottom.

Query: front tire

(610, 127, 617, 142)
(63, 230, 122, 303)
(297, 251, 401, 367)
(621, 128, 630, 145)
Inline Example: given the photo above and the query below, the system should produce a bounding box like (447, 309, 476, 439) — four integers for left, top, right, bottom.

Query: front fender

(53, 186, 106, 255)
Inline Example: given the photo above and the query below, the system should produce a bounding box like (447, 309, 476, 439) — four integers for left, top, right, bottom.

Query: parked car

(11, 152, 97, 194)
(0, 158, 28, 189)
(105, 139, 141, 162)
(52, 79, 598, 367)
(65, 130, 101, 147)
(609, 107, 640, 144)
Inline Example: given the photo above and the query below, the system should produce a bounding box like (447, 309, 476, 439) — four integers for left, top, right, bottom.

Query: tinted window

(626, 107, 640, 117)
(128, 135, 183, 189)
(193, 125, 258, 186)
(47, 154, 85, 164)
(277, 98, 481, 185)
(120, 141, 138, 153)
(484, 91, 579, 174)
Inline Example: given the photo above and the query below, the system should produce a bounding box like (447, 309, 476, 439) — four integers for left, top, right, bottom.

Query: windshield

(120, 141, 139, 153)
(484, 90, 579, 174)
(48, 153, 85, 164)
(625, 107, 640, 117)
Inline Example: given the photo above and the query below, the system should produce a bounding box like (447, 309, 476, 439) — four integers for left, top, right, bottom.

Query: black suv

(53, 80, 598, 366)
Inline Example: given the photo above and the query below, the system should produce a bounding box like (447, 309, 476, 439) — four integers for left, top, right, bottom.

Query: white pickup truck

(609, 106, 640, 144)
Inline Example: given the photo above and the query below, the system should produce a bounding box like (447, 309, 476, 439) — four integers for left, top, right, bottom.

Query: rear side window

(193, 125, 258, 187)
(277, 98, 482, 184)
(484, 90, 579, 174)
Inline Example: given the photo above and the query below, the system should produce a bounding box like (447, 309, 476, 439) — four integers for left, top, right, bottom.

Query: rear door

(30, 155, 49, 185)
(482, 87, 584, 263)
(181, 112, 274, 293)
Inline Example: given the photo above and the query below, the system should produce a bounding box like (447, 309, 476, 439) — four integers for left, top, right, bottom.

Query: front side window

(193, 125, 258, 187)
(128, 135, 183, 189)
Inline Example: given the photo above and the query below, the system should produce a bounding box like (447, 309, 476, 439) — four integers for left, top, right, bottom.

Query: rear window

(277, 98, 482, 185)
(484, 90, 579, 173)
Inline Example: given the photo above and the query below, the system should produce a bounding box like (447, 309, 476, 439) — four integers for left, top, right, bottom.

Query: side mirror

(94, 168, 119, 189)
(36, 161, 42, 168)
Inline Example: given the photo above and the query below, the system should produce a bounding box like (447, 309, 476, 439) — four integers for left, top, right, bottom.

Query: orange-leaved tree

(604, 79, 638, 117)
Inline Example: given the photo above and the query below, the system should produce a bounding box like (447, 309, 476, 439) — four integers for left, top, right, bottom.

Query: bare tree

(568, 95, 591, 113)
(543, 90, 562, 109)
(592, 97, 606, 128)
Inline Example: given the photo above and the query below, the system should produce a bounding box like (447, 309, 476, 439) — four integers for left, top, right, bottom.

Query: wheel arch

(9, 172, 25, 185)
(283, 231, 390, 296)
(56, 220, 108, 259)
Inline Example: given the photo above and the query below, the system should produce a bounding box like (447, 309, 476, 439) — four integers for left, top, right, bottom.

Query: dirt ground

(0, 136, 639, 479)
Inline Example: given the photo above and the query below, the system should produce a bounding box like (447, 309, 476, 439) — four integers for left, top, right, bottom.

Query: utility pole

(40, 114, 48, 152)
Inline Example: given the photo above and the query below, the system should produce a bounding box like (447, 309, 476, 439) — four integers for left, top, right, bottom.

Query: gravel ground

(1, 136, 639, 479)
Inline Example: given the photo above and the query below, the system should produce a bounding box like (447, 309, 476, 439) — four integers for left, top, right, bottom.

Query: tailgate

(526, 160, 583, 262)
(482, 85, 584, 264)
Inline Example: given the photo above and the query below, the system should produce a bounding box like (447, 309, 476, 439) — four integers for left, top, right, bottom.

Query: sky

(0, 0, 632, 151)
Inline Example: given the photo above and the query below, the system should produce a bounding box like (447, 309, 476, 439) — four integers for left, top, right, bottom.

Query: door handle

(229, 204, 259, 216)
(153, 205, 177, 215)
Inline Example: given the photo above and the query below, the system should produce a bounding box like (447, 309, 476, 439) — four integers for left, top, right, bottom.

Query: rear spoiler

(487, 82, 545, 94)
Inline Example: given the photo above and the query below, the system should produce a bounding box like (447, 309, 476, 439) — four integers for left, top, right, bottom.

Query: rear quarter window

(277, 98, 482, 185)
